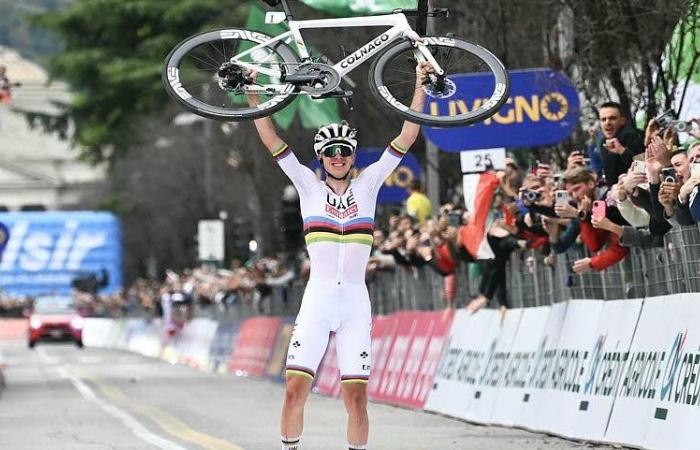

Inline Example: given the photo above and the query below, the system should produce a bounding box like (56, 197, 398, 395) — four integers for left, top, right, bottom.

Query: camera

(521, 190, 542, 202)
(661, 167, 677, 183)
(655, 109, 694, 133)
(655, 109, 676, 129)
(447, 212, 461, 226)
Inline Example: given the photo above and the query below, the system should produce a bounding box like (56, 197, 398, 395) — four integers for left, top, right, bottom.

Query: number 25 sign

(460, 148, 506, 174)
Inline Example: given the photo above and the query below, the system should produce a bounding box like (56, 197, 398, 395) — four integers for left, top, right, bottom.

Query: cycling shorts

(285, 279, 371, 384)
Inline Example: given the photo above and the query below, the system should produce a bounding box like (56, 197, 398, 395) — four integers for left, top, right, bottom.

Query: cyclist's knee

(342, 384, 368, 413)
(284, 375, 311, 407)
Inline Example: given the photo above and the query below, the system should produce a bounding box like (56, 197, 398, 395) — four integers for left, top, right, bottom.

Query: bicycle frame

(230, 12, 444, 93)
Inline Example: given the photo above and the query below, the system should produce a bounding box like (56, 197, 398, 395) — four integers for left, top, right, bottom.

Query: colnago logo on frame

(0, 220, 107, 273)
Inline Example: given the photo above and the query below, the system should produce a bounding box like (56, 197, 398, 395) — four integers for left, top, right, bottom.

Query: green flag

(244, 4, 341, 130)
(299, 0, 418, 16)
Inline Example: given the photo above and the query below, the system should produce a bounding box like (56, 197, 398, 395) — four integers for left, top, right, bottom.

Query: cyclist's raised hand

(416, 61, 435, 84)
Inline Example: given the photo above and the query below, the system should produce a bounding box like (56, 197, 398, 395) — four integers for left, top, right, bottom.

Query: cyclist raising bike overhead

(248, 62, 432, 450)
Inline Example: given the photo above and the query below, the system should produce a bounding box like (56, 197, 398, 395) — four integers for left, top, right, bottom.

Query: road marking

(57, 367, 190, 450)
(97, 381, 246, 450)
(36, 347, 61, 365)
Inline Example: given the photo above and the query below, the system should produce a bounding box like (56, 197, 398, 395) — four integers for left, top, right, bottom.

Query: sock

(281, 435, 300, 450)
(349, 445, 367, 450)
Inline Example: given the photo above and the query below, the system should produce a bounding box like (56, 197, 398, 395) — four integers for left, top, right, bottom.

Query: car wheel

(28, 340, 36, 349)
(75, 340, 84, 349)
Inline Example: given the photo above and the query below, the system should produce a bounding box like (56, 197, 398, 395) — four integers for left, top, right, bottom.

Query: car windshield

(33, 297, 77, 315)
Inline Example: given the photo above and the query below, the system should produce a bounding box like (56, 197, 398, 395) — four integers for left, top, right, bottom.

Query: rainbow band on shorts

(286, 365, 315, 380)
(341, 375, 369, 384)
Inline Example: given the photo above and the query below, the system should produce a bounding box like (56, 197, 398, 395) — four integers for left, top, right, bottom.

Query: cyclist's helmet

(313, 121, 358, 157)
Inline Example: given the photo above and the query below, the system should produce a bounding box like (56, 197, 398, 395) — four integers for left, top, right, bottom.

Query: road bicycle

(163, 0, 510, 127)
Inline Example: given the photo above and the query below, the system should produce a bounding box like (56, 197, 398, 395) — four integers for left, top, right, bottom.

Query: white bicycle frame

(230, 12, 444, 94)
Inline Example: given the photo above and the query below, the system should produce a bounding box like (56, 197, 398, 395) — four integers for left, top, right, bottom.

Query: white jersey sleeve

(272, 143, 319, 196)
(354, 140, 408, 195)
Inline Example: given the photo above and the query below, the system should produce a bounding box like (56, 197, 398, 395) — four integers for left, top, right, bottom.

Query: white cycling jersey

(273, 141, 408, 285)
(272, 140, 408, 382)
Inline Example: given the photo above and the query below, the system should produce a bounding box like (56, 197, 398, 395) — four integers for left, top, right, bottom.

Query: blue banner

(0, 212, 123, 296)
(422, 69, 581, 152)
(0, 222, 8, 254)
(310, 148, 421, 204)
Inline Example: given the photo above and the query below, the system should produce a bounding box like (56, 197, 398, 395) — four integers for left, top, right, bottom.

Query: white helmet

(313, 121, 358, 157)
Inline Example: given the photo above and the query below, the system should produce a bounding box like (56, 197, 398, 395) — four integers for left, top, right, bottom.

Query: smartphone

(661, 167, 677, 183)
(554, 190, 570, 206)
(632, 160, 646, 174)
(447, 213, 461, 227)
(592, 200, 607, 220)
(691, 162, 700, 178)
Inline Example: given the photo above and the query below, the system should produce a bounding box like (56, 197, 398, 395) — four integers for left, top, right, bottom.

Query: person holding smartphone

(562, 167, 630, 273)
(595, 101, 645, 188)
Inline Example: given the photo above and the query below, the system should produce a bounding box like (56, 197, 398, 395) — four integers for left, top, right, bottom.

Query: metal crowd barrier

(195, 224, 700, 319)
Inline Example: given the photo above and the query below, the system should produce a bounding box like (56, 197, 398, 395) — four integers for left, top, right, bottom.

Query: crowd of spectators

(365, 103, 700, 317)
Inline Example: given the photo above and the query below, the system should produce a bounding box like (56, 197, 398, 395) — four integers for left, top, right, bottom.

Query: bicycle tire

(162, 28, 301, 121)
(369, 37, 510, 127)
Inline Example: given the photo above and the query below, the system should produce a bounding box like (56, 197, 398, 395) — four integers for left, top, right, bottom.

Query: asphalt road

(0, 341, 617, 450)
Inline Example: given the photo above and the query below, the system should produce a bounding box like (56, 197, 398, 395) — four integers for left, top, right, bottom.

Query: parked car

(28, 296, 83, 348)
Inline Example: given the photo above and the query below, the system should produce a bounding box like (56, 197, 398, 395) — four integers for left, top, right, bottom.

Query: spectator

(595, 101, 645, 187)
(0, 65, 10, 104)
(405, 179, 432, 224)
(561, 167, 630, 273)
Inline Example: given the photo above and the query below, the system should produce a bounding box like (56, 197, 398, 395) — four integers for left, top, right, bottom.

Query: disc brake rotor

(423, 77, 457, 99)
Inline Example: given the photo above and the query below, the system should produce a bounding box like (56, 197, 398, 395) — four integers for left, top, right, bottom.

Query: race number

(460, 148, 506, 173)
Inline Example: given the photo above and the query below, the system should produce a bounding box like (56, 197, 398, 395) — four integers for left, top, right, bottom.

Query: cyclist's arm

(248, 93, 317, 194)
(392, 63, 429, 152)
(248, 93, 287, 156)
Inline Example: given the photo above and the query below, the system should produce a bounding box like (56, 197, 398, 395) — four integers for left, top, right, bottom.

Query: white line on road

(57, 367, 191, 450)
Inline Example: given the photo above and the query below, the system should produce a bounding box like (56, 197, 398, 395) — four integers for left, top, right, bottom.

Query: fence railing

(197, 224, 700, 319)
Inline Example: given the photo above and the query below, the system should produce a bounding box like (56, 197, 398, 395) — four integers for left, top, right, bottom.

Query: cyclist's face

(321, 150, 355, 179)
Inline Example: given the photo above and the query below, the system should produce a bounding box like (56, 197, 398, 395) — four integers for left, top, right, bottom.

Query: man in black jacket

(595, 101, 644, 187)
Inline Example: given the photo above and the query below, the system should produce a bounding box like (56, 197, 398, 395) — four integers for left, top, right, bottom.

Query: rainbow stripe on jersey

(388, 140, 408, 159)
(303, 216, 374, 247)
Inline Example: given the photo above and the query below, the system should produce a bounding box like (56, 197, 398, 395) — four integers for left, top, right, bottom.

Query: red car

(28, 296, 84, 348)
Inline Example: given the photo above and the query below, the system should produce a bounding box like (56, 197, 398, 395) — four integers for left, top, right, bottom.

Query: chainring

(293, 63, 341, 96)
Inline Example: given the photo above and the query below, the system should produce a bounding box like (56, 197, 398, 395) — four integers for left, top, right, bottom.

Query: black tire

(75, 339, 84, 349)
(162, 28, 301, 121)
(369, 36, 510, 127)
(28, 340, 36, 349)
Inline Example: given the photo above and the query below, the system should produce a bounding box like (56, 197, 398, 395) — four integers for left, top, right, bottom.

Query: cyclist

(248, 62, 432, 450)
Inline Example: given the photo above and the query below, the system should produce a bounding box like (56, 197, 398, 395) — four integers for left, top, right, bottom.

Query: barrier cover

(0, 319, 27, 341)
(229, 317, 283, 377)
(605, 294, 700, 450)
(175, 318, 219, 369)
(367, 315, 399, 399)
(209, 321, 242, 374)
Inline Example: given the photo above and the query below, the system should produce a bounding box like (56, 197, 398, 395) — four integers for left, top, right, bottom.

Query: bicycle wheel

(163, 28, 301, 121)
(369, 37, 510, 127)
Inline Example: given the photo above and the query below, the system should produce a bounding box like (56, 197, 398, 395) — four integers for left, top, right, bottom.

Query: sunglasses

(321, 144, 355, 158)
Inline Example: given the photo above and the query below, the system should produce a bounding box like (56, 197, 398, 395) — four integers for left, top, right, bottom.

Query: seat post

(280, 0, 294, 19)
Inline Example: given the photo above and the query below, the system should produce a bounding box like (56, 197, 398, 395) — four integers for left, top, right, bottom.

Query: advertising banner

(83, 318, 117, 348)
(568, 299, 643, 442)
(309, 148, 422, 204)
(424, 309, 500, 419)
(375, 312, 419, 402)
(488, 306, 551, 426)
(229, 317, 283, 377)
(0, 212, 123, 295)
(605, 294, 700, 450)
(367, 315, 399, 399)
(209, 320, 242, 374)
(422, 69, 580, 152)
(516, 301, 568, 430)
(174, 318, 219, 369)
(387, 311, 454, 408)
(266, 318, 295, 382)
(529, 300, 605, 435)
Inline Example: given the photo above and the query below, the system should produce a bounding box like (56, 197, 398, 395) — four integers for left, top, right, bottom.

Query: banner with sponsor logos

(0, 212, 123, 295)
(229, 317, 283, 377)
(367, 315, 399, 399)
(569, 299, 643, 442)
(488, 306, 551, 426)
(422, 69, 580, 152)
(605, 294, 700, 450)
(174, 318, 219, 369)
(309, 148, 422, 204)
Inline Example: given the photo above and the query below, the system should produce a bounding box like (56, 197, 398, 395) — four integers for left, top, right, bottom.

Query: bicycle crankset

(285, 63, 341, 96)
